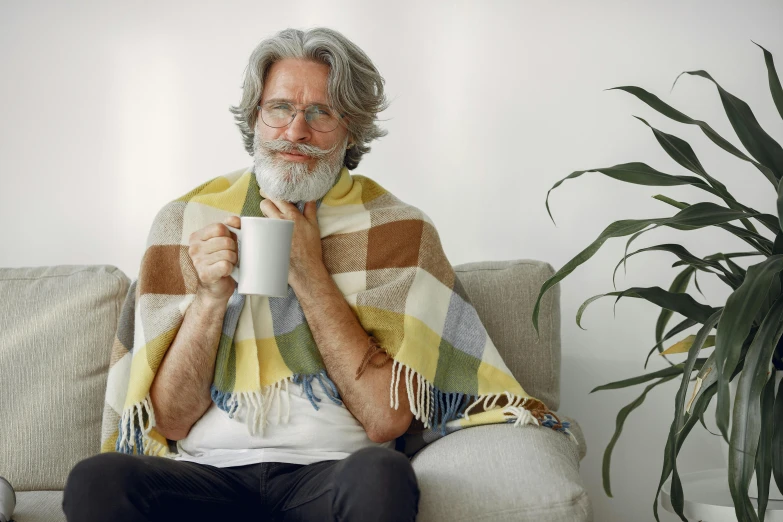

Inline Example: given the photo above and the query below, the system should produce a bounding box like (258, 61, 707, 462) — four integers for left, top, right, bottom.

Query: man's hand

(188, 216, 240, 303)
(260, 199, 324, 289)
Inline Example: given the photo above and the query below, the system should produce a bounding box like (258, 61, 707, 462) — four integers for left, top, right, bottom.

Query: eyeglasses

(258, 102, 343, 133)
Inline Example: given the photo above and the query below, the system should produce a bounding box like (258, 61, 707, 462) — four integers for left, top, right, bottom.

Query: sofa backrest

(0, 260, 560, 490)
(0, 265, 130, 491)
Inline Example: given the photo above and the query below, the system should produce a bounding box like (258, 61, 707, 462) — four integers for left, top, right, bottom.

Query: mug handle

(225, 224, 242, 284)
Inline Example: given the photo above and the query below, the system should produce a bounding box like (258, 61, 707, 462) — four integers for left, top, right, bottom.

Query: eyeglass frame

(256, 101, 346, 133)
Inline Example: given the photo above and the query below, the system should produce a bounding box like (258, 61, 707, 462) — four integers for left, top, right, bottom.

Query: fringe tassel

(211, 378, 292, 436)
(292, 369, 343, 411)
(210, 371, 341, 436)
(116, 395, 174, 456)
(502, 406, 540, 427)
(388, 360, 577, 441)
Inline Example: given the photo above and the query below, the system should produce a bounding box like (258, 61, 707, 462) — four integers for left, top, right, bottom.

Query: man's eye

(272, 104, 291, 111)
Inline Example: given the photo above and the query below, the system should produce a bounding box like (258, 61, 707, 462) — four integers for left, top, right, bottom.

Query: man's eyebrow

(263, 98, 331, 107)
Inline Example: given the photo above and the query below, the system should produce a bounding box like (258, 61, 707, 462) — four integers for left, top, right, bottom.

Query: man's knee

(335, 447, 419, 513)
(344, 447, 416, 483)
(65, 453, 145, 495)
(63, 453, 147, 521)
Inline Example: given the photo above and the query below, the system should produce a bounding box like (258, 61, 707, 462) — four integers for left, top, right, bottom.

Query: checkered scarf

(100, 167, 573, 457)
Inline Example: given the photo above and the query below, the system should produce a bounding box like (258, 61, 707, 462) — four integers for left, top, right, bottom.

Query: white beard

(253, 132, 348, 203)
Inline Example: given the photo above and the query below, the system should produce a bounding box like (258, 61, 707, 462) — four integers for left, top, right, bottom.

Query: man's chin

(254, 153, 342, 202)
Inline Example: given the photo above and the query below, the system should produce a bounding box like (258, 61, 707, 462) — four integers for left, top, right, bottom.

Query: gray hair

(230, 28, 388, 170)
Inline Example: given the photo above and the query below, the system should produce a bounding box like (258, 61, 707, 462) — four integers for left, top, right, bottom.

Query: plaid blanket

(101, 166, 574, 457)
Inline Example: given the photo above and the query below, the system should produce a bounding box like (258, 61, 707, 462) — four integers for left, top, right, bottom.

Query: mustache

(259, 138, 339, 159)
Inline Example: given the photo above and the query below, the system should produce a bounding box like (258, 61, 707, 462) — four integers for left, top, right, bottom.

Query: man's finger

(260, 199, 284, 219)
(273, 199, 300, 217)
(304, 201, 317, 222)
(221, 216, 240, 240)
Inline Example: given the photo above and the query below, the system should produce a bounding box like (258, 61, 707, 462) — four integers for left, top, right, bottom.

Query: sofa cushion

(454, 260, 561, 411)
(411, 424, 592, 521)
(14, 490, 65, 522)
(0, 265, 130, 491)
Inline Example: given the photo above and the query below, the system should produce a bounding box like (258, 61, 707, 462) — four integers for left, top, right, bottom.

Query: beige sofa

(0, 260, 591, 521)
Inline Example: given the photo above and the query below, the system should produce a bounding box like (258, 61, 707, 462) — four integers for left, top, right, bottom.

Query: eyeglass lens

(260, 103, 339, 132)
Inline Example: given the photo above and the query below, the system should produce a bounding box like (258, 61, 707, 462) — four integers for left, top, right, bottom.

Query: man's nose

(284, 111, 312, 142)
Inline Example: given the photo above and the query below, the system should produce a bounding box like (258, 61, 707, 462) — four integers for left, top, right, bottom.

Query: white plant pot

(719, 371, 783, 500)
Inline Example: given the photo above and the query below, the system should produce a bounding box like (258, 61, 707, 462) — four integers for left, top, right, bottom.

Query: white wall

(2, 1, 781, 519)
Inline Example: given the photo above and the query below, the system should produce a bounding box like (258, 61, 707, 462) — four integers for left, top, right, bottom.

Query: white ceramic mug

(225, 217, 294, 297)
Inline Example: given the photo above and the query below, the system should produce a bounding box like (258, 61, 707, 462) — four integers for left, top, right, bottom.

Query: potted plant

(532, 42, 783, 522)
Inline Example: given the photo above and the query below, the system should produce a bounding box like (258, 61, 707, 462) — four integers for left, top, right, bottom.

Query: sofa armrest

(410, 424, 591, 522)
(561, 414, 587, 461)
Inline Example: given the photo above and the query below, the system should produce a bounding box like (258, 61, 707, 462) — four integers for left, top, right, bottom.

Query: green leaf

(611, 85, 778, 185)
(658, 311, 723, 519)
(778, 172, 783, 232)
(694, 269, 705, 297)
(676, 252, 761, 290)
(654, 378, 718, 520)
(613, 245, 725, 291)
(642, 201, 773, 257)
(758, 269, 783, 327)
(577, 286, 719, 330)
(772, 377, 783, 494)
(544, 162, 714, 226)
(533, 203, 765, 333)
(675, 70, 783, 181)
(634, 116, 769, 236)
(533, 218, 651, 333)
(715, 256, 783, 442)
(750, 213, 782, 236)
(699, 407, 722, 437)
(725, 257, 748, 280)
(653, 194, 688, 210)
(591, 363, 699, 392)
(728, 296, 783, 521)
(672, 252, 747, 290)
(703, 252, 764, 264)
(720, 223, 774, 255)
(602, 374, 681, 497)
(623, 205, 772, 258)
(655, 267, 695, 337)
(652, 267, 696, 367)
(654, 201, 760, 229)
(753, 41, 783, 121)
(634, 117, 711, 178)
(673, 312, 723, 438)
(653, 195, 775, 253)
(755, 371, 776, 522)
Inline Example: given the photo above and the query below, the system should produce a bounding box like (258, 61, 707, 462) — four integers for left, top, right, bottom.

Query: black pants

(62, 446, 419, 521)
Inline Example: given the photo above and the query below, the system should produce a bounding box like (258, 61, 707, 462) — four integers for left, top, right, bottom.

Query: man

(63, 26, 420, 522)
(63, 26, 568, 522)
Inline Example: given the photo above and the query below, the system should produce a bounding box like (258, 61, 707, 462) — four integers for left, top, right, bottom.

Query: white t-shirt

(174, 382, 394, 467)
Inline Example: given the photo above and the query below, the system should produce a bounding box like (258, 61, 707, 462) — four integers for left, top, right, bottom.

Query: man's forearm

(293, 266, 413, 443)
(149, 290, 228, 440)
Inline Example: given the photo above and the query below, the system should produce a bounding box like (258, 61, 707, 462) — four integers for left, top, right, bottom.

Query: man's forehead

(263, 97, 331, 107)
(262, 58, 331, 105)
